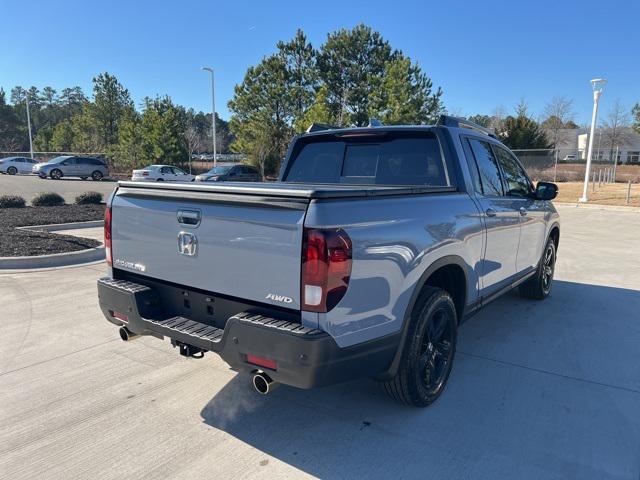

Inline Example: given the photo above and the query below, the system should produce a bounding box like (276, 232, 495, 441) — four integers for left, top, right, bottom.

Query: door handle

(485, 208, 497, 217)
(519, 207, 528, 216)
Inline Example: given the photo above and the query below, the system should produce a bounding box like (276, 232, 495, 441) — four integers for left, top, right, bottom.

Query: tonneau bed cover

(117, 181, 456, 199)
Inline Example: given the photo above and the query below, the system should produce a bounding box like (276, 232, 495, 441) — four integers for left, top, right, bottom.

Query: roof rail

(306, 123, 338, 133)
(437, 115, 497, 138)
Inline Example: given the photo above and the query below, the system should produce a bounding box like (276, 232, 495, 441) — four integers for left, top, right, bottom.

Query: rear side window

(284, 133, 448, 186)
(466, 138, 503, 196)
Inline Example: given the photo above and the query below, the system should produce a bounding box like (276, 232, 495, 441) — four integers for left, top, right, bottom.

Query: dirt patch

(0, 204, 104, 257)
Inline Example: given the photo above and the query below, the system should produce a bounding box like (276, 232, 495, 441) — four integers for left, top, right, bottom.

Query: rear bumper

(97, 277, 397, 389)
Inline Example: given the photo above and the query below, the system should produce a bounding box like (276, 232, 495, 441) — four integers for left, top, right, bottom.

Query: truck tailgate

(110, 185, 308, 310)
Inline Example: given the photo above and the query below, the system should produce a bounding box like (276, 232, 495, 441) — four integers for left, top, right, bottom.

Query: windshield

(282, 132, 449, 186)
(205, 166, 232, 175)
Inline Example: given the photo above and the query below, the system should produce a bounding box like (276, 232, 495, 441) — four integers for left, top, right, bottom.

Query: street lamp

(201, 67, 217, 167)
(25, 92, 34, 159)
(579, 78, 607, 202)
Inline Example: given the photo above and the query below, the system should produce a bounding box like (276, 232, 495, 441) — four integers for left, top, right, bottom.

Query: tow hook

(178, 343, 205, 359)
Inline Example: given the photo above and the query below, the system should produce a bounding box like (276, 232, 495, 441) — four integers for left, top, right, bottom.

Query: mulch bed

(0, 204, 104, 257)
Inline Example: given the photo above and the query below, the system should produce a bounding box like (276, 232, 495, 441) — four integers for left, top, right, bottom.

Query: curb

(554, 202, 640, 213)
(2, 221, 105, 270)
(16, 220, 103, 232)
(0, 246, 105, 269)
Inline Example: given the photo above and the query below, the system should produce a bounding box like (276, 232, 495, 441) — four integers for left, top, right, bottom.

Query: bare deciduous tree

(490, 105, 507, 136)
(184, 125, 200, 174)
(600, 100, 634, 162)
(542, 96, 576, 148)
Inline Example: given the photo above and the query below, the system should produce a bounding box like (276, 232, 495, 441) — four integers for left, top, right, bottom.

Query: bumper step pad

(148, 316, 224, 343)
(97, 277, 319, 354)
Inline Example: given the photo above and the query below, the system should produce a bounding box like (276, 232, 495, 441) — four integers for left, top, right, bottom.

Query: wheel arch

(380, 255, 470, 379)
(549, 223, 560, 251)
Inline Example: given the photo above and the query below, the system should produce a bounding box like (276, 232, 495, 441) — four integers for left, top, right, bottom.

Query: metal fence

(512, 148, 640, 184)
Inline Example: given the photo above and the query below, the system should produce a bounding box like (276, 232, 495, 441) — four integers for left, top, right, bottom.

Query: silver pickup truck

(97, 116, 560, 407)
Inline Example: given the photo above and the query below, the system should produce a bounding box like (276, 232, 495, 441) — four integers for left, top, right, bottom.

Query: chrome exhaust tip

(119, 326, 140, 342)
(252, 371, 278, 395)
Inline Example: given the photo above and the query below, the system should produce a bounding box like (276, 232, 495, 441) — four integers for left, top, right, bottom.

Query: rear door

(77, 158, 91, 176)
(493, 145, 547, 273)
(24, 158, 37, 173)
(463, 137, 521, 294)
(110, 187, 308, 309)
(159, 166, 173, 180)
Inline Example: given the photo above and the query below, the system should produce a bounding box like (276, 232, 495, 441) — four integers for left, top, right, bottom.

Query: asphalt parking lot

(0, 205, 639, 479)
(0, 174, 117, 204)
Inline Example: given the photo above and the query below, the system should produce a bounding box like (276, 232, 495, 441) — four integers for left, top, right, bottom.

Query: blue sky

(1, 0, 638, 124)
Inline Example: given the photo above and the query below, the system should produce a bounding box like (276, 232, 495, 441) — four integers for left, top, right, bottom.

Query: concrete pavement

(0, 206, 639, 479)
(0, 174, 117, 204)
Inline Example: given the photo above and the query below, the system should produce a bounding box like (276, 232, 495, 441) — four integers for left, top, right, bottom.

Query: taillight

(104, 206, 112, 266)
(301, 228, 352, 312)
(142, 171, 149, 176)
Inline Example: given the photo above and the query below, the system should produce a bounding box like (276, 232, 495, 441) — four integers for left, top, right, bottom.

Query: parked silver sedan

(0, 156, 38, 175)
(130, 165, 195, 182)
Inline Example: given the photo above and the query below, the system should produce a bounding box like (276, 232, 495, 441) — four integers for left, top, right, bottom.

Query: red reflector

(246, 354, 277, 371)
(104, 206, 112, 266)
(110, 310, 128, 322)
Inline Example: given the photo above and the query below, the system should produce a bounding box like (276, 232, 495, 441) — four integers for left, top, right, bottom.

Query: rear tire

(156, 178, 164, 182)
(382, 287, 457, 407)
(91, 171, 103, 181)
(7, 166, 17, 175)
(50, 169, 62, 180)
(519, 238, 556, 300)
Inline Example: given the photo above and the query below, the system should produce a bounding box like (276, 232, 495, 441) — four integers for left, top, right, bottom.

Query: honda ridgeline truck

(97, 116, 560, 407)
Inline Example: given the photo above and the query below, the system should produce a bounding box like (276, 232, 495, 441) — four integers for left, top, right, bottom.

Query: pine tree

(501, 102, 551, 150)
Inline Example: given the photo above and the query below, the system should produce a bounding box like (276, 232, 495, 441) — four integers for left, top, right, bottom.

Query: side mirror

(534, 182, 558, 201)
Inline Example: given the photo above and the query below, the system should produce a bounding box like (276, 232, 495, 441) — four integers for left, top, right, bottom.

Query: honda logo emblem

(178, 231, 198, 256)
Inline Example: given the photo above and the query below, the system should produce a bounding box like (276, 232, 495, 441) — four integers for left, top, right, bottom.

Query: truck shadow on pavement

(200, 280, 640, 479)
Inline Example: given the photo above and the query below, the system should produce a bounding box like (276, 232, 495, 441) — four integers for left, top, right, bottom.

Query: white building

(554, 128, 640, 164)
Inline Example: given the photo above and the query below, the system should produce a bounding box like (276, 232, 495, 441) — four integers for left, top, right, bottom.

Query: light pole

(25, 92, 34, 159)
(201, 67, 217, 167)
(579, 78, 607, 202)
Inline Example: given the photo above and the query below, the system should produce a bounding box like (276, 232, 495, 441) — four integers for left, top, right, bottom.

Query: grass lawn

(554, 181, 640, 207)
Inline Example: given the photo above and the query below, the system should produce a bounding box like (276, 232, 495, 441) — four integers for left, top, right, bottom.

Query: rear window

(283, 132, 449, 186)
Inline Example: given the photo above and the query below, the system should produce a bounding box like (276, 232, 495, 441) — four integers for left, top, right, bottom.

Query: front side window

(467, 138, 503, 196)
(493, 146, 532, 197)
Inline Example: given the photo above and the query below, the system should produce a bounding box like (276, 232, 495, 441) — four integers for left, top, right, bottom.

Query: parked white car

(131, 165, 195, 182)
(0, 156, 38, 175)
